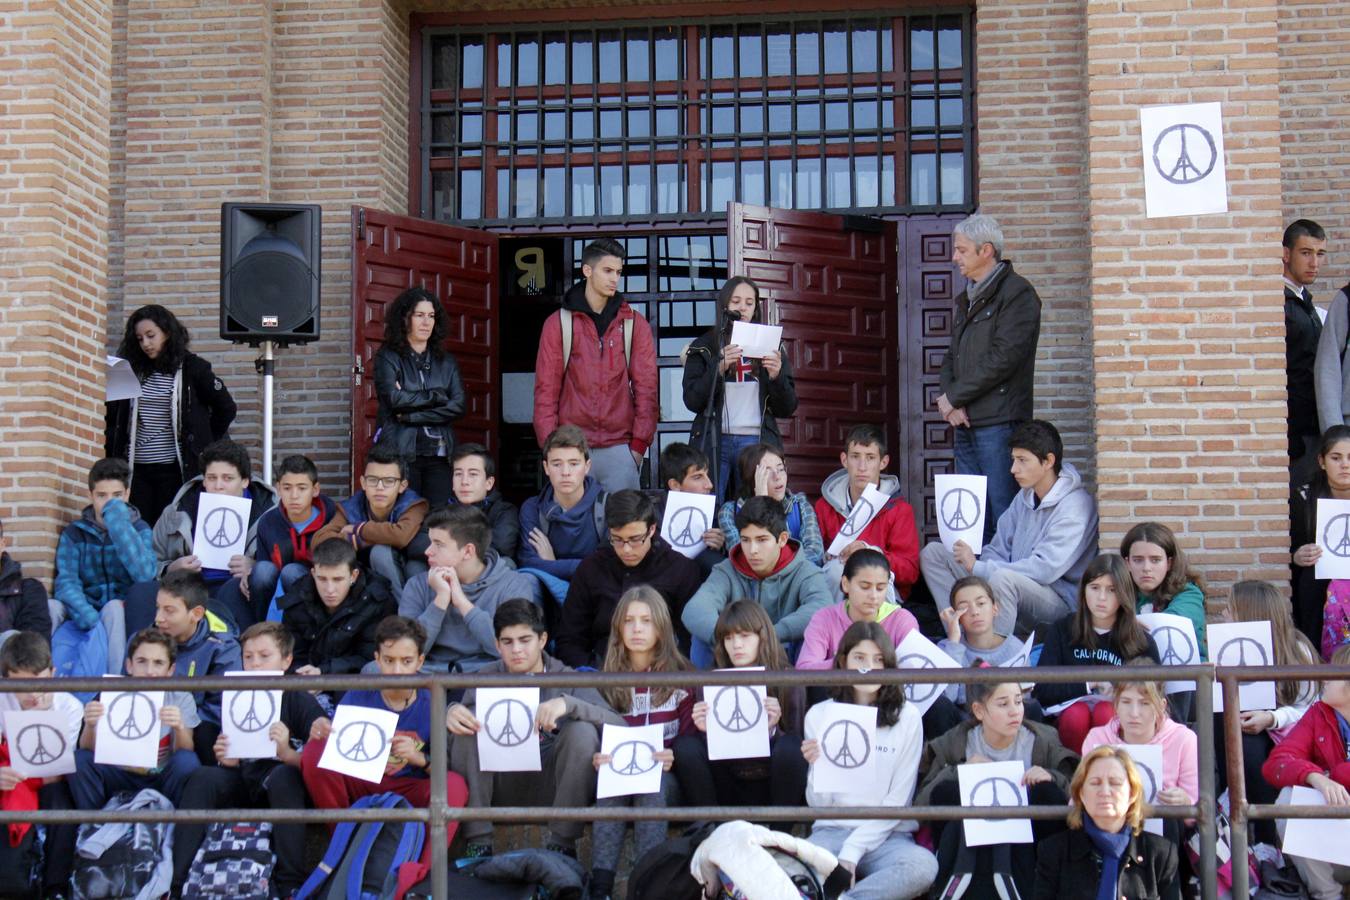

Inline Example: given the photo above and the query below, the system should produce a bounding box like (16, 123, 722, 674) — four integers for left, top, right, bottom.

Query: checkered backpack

(183, 820, 274, 900)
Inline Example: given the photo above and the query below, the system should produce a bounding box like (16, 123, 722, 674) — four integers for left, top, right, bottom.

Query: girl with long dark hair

(717, 443, 823, 564)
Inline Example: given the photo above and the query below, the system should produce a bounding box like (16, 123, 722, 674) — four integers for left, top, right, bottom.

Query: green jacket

(1137, 581, 1208, 660)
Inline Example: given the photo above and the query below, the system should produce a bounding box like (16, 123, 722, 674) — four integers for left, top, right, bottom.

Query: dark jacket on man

(0, 553, 50, 637)
(682, 328, 798, 454)
(372, 344, 466, 460)
(455, 491, 520, 562)
(555, 536, 704, 668)
(105, 353, 237, 478)
(1032, 828, 1179, 900)
(939, 260, 1041, 428)
(1286, 284, 1324, 456)
(279, 572, 396, 674)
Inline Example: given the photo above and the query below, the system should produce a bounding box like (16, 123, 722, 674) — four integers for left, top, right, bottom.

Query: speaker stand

(256, 341, 276, 484)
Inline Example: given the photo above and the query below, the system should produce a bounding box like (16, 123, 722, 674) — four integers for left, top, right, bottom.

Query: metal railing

(5, 663, 1341, 900)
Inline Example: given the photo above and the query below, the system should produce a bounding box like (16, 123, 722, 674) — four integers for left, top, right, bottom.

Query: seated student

(0, 631, 82, 897)
(401, 505, 539, 673)
(682, 495, 833, 654)
(719, 444, 824, 566)
(71, 627, 201, 809)
(52, 458, 154, 653)
(555, 489, 703, 668)
(301, 616, 469, 854)
(801, 621, 938, 900)
(315, 446, 429, 604)
(280, 538, 396, 680)
(0, 518, 50, 650)
(657, 441, 726, 575)
(171, 622, 328, 899)
(917, 680, 1075, 899)
(814, 425, 921, 600)
(518, 424, 607, 582)
(451, 443, 520, 562)
(153, 569, 242, 763)
(1121, 521, 1208, 659)
(937, 576, 1029, 706)
(922, 419, 1098, 636)
(128, 439, 278, 634)
(248, 453, 337, 621)
(797, 549, 918, 670)
(1032, 555, 1159, 754)
(1263, 643, 1350, 900)
(447, 599, 624, 858)
(588, 587, 694, 900)
(673, 600, 808, 811)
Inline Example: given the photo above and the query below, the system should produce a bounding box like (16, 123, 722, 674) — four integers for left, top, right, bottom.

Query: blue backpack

(294, 793, 426, 900)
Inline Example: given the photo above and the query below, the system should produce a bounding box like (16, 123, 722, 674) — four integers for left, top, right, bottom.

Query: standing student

(801, 622, 938, 900)
(1033, 555, 1158, 754)
(718, 444, 824, 566)
(533, 238, 658, 494)
(1282, 219, 1328, 485)
(373, 286, 466, 508)
(106, 304, 237, 525)
(249, 454, 337, 620)
(451, 443, 520, 561)
(1121, 522, 1208, 660)
(1291, 425, 1350, 649)
(1314, 272, 1350, 435)
(587, 587, 694, 900)
(681, 275, 797, 500)
(673, 600, 809, 811)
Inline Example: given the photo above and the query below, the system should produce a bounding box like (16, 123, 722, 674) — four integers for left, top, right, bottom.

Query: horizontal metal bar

(1246, 804, 1350, 821)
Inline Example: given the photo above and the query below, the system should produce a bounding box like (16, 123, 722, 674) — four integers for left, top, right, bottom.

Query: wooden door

(350, 206, 499, 490)
(727, 203, 899, 495)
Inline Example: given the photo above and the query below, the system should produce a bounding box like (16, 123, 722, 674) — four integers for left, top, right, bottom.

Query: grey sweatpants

(919, 542, 1071, 637)
(589, 444, 641, 494)
(807, 826, 938, 900)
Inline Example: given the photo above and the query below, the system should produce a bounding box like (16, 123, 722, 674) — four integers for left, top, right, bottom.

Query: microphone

(721, 308, 741, 341)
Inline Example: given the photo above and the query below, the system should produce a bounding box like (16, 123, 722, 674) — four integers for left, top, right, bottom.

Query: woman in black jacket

(106, 304, 237, 525)
(1034, 745, 1178, 900)
(373, 286, 465, 508)
(682, 276, 796, 501)
(1291, 424, 1350, 647)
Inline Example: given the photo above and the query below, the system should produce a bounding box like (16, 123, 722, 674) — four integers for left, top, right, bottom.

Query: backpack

(560, 310, 633, 372)
(626, 822, 717, 900)
(0, 825, 41, 895)
(1322, 579, 1350, 661)
(294, 793, 426, 900)
(72, 789, 173, 900)
(535, 492, 608, 545)
(719, 849, 824, 900)
(182, 820, 274, 899)
(51, 618, 110, 702)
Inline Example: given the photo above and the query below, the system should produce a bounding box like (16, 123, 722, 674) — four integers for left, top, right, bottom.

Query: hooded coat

(151, 477, 278, 577)
(54, 498, 156, 628)
(280, 571, 397, 674)
(814, 470, 921, 594)
(517, 476, 607, 580)
(681, 540, 834, 646)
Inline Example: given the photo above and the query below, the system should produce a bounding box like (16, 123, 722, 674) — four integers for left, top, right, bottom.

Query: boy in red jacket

(1263, 643, 1350, 898)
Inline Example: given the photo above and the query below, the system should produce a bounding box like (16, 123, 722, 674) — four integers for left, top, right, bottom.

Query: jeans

(70, 747, 201, 808)
(807, 826, 937, 900)
(717, 432, 760, 502)
(248, 560, 309, 620)
(409, 454, 452, 509)
(953, 422, 1018, 543)
(368, 543, 428, 604)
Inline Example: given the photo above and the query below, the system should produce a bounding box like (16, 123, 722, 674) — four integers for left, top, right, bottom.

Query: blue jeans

(249, 561, 309, 616)
(70, 747, 200, 808)
(953, 422, 1018, 542)
(717, 432, 760, 502)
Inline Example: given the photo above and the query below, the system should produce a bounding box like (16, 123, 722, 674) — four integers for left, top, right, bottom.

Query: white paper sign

(935, 474, 986, 554)
(476, 687, 541, 773)
(597, 723, 665, 799)
(812, 702, 877, 794)
(729, 321, 783, 359)
(896, 631, 961, 715)
(106, 356, 142, 402)
(706, 670, 769, 761)
(318, 704, 401, 785)
(1283, 786, 1350, 866)
(1117, 743, 1165, 836)
(1139, 102, 1227, 219)
(192, 492, 253, 570)
(1042, 693, 1112, 718)
(1210, 621, 1277, 712)
(660, 491, 717, 560)
(221, 671, 283, 760)
(1314, 498, 1350, 579)
(959, 760, 1032, 846)
(826, 484, 891, 558)
(4, 708, 77, 777)
(998, 631, 1036, 691)
(95, 687, 164, 768)
(1137, 612, 1200, 694)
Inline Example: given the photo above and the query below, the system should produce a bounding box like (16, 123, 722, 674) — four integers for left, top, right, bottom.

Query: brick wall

(1086, 0, 1288, 589)
(0, 0, 114, 581)
(973, 0, 1094, 484)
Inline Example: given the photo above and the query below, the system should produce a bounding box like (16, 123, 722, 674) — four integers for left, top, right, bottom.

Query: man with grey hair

(935, 213, 1042, 539)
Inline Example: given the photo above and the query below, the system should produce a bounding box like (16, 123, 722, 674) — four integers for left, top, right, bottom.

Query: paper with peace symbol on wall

(660, 491, 717, 560)
(3, 708, 77, 778)
(958, 760, 1031, 846)
(221, 670, 283, 760)
(1314, 498, 1350, 579)
(1136, 613, 1199, 695)
(1139, 101, 1227, 219)
(1209, 620, 1277, 713)
(318, 703, 401, 784)
(895, 631, 961, 716)
(826, 484, 890, 558)
(597, 723, 665, 799)
(94, 681, 164, 769)
(811, 702, 878, 794)
(193, 492, 253, 570)
(706, 668, 769, 762)
(476, 686, 541, 773)
(935, 473, 986, 555)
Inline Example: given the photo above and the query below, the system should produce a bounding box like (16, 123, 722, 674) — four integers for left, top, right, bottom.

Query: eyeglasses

(362, 476, 403, 489)
(609, 532, 652, 550)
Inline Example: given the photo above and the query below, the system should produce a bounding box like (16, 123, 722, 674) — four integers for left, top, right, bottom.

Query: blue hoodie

(173, 616, 241, 726)
(516, 476, 606, 579)
(54, 499, 156, 629)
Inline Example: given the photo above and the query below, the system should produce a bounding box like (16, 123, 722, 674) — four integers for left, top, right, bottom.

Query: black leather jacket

(373, 344, 465, 459)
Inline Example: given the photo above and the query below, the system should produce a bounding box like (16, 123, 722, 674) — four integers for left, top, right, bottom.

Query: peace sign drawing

(608, 740, 659, 777)
(203, 506, 244, 549)
(107, 692, 157, 741)
(666, 506, 708, 550)
(1215, 636, 1270, 667)
(1152, 122, 1218, 185)
(821, 719, 871, 770)
(337, 720, 389, 763)
(482, 698, 534, 748)
(1323, 513, 1350, 559)
(967, 776, 1024, 808)
(940, 488, 981, 532)
(14, 723, 66, 768)
(229, 689, 276, 734)
(1152, 625, 1196, 666)
(898, 654, 940, 705)
(711, 685, 763, 733)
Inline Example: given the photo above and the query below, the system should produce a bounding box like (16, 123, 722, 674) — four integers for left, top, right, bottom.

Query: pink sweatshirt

(794, 601, 918, 670)
(1081, 716, 1199, 803)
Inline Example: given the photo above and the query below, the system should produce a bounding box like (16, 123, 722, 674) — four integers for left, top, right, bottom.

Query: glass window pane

(626, 30, 650, 82)
(654, 28, 679, 80)
(938, 17, 962, 69)
(432, 38, 454, 91)
(710, 161, 734, 213)
(823, 22, 847, 75)
(710, 26, 734, 79)
(544, 33, 566, 85)
(910, 153, 935, 206)
(544, 110, 565, 142)
(795, 157, 821, 208)
(628, 108, 650, 139)
(496, 112, 511, 143)
(826, 101, 849, 131)
(496, 168, 511, 217)
(628, 164, 651, 215)
(882, 154, 895, 206)
(940, 97, 964, 128)
(940, 151, 964, 205)
(851, 26, 878, 73)
(911, 98, 935, 130)
(881, 28, 893, 71)
(542, 168, 565, 217)
(795, 28, 819, 76)
(910, 26, 933, 70)
(461, 40, 485, 91)
(741, 158, 765, 206)
(461, 113, 482, 144)
(738, 28, 762, 78)
(712, 105, 735, 135)
(796, 101, 820, 132)
(516, 169, 540, 217)
(770, 159, 792, 208)
(497, 39, 513, 88)
(598, 30, 620, 82)
(516, 110, 538, 143)
(769, 103, 792, 133)
(656, 107, 679, 138)
(854, 156, 878, 207)
(656, 163, 681, 214)
(572, 108, 593, 141)
(571, 34, 592, 84)
(517, 35, 538, 86)
(600, 164, 624, 215)
(431, 113, 452, 145)
(571, 167, 595, 216)
(766, 25, 791, 76)
(458, 169, 481, 219)
(600, 108, 621, 139)
(740, 103, 763, 135)
(853, 99, 877, 130)
(432, 171, 452, 220)
(827, 156, 850, 207)
(661, 368, 694, 421)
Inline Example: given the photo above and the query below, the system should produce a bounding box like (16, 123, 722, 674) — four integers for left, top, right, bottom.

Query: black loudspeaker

(220, 202, 322, 346)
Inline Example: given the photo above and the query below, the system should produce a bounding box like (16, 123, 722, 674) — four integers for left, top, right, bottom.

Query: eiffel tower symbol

(1166, 127, 1203, 182)
(236, 693, 268, 732)
(831, 735, 861, 768)
(721, 688, 754, 731)
(494, 713, 523, 745)
(22, 725, 61, 765)
(615, 742, 650, 776)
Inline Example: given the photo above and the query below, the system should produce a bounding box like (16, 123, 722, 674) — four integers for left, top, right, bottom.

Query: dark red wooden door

(727, 203, 899, 495)
(350, 206, 499, 490)
(899, 215, 964, 542)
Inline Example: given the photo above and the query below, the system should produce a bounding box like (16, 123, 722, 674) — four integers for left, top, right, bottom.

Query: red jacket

(532, 293, 658, 454)
(1262, 700, 1350, 789)
(814, 471, 921, 596)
